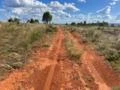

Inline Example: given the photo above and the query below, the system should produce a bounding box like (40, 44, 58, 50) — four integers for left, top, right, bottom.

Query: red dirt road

(0, 27, 120, 90)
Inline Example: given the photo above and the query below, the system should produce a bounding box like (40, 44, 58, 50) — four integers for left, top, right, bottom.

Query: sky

(0, 0, 120, 23)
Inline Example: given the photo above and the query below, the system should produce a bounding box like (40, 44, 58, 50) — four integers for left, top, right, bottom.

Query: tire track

(0, 27, 63, 90)
(67, 31, 111, 90)
(43, 27, 64, 90)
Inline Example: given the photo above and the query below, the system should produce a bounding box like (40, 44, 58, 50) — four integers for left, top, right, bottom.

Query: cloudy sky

(0, 0, 120, 23)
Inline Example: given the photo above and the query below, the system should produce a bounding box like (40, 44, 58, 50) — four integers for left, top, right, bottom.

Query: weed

(0, 23, 56, 78)
(65, 39, 82, 63)
(65, 26, 120, 71)
(112, 86, 120, 90)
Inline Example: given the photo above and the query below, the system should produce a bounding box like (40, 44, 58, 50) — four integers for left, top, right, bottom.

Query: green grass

(0, 23, 57, 79)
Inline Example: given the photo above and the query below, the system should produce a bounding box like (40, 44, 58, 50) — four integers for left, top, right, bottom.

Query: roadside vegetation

(112, 86, 120, 90)
(65, 33, 82, 64)
(0, 23, 57, 80)
(65, 25, 120, 72)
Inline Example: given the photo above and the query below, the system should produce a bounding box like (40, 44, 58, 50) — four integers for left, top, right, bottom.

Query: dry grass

(0, 23, 57, 80)
(65, 37, 82, 64)
(65, 25, 120, 72)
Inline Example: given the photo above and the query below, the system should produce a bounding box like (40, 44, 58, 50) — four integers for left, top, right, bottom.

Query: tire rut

(43, 28, 64, 90)
(67, 31, 111, 90)
(0, 27, 64, 90)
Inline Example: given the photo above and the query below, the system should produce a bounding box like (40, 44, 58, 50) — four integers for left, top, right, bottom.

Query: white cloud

(95, 0, 120, 23)
(2, 0, 79, 23)
(49, 1, 79, 12)
(78, 0, 86, 3)
(110, 0, 120, 6)
(64, 3, 79, 12)
(96, 6, 112, 19)
(5, 0, 47, 8)
(97, 6, 111, 15)
(52, 10, 71, 18)
(49, 1, 64, 10)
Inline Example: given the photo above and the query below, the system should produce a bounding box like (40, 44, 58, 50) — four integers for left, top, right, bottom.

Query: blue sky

(0, 0, 120, 23)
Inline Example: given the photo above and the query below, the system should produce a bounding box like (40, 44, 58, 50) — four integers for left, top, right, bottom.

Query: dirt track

(0, 27, 120, 90)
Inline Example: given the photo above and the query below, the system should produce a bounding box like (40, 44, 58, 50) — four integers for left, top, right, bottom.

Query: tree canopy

(8, 18, 20, 24)
(27, 18, 39, 23)
(42, 11, 52, 24)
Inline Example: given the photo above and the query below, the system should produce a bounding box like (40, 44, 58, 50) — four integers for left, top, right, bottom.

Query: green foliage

(71, 22, 76, 25)
(8, 18, 20, 24)
(69, 21, 109, 26)
(42, 11, 52, 24)
(27, 18, 39, 23)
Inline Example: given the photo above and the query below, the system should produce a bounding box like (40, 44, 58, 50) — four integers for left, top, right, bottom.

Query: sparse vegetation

(65, 26, 120, 71)
(27, 18, 39, 23)
(8, 18, 20, 24)
(65, 38, 82, 64)
(0, 23, 56, 79)
(112, 86, 120, 90)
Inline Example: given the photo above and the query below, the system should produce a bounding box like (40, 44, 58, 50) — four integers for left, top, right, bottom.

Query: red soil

(0, 27, 119, 90)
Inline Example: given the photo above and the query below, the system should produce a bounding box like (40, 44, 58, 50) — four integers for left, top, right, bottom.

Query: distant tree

(111, 24, 115, 27)
(8, 18, 20, 24)
(27, 18, 39, 23)
(71, 22, 76, 25)
(34, 19, 39, 23)
(83, 21, 86, 25)
(42, 11, 52, 24)
(14, 18, 20, 24)
(65, 23, 68, 25)
(77, 22, 83, 26)
(8, 18, 14, 22)
(29, 18, 34, 23)
(97, 21, 108, 26)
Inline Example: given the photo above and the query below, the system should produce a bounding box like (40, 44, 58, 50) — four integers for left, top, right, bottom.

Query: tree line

(8, 11, 52, 24)
(69, 21, 109, 26)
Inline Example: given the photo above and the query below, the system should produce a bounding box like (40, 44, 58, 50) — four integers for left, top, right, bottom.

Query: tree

(83, 21, 86, 25)
(34, 19, 39, 23)
(42, 11, 52, 24)
(27, 18, 39, 23)
(8, 18, 20, 24)
(8, 18, 14, 22)
(14, 18, 20, 24)
(71, 22, 76, 25)
(29, 18, 34, 23)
